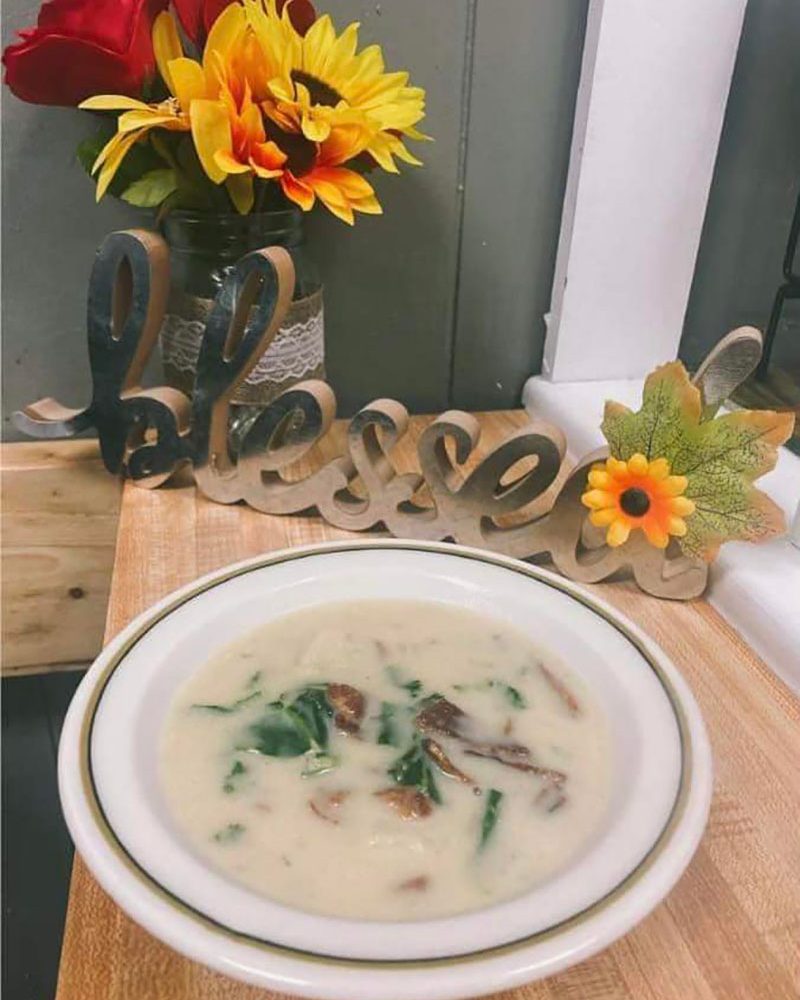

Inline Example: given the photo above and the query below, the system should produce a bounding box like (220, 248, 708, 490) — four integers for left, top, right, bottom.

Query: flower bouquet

(4, 0, 429, 411)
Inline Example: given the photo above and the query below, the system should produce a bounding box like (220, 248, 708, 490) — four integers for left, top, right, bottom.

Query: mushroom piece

(374, 787, 433, 820)
(327, 683, 365, 735)
(397, 875, 430, 891)
(415, 695, 468, 739)
(539, 664, 581, 716)
(422, 738, 480, 792)
(309, 789, 349, 824)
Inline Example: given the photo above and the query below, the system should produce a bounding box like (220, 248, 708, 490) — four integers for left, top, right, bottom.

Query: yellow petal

(588, 469, 612, 489)
(226, 173, 254, 214)
(628, 453, 649, 476)
(301, 112, 331, 143)
(190, 100, 232, 184)
(667, 516, 688, 537)
(215, 150, 250, 175)
(204, 3, 247, 68)
(117, 109, 175, 132)
(661, 475, 689, 497)
(643, 522, 669, 548)
(581, 489, 614, 511)
(606, 520, 631, 547)
(168, 58, 208, 108)
(647, 457, 670, 480)
(80, 95, 151, 112)
(95, 130, 142, 200)
(670, 496, 696, 517)
(607, 457, 628, 479)
(351, 194, 382, 215)
(153, 11, 183, 95)
(589, 508, 618, 527)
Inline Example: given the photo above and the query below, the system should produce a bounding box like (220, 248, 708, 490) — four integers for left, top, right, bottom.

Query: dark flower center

(264, 118, 317, 176)
(291, 70, 343, 107)
(620, 487, 651, 518)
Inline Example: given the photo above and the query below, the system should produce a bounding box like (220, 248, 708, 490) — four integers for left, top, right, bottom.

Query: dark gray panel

(307, 0, 470, 415)
(450, 0, 588, 409)
(681, 0, 800, 370)
(2, 672, 82, 1000)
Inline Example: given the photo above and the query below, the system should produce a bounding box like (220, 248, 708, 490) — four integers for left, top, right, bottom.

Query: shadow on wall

(681, 0, 800, 370)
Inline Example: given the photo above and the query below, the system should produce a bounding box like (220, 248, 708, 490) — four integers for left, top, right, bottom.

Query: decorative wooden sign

(15, 230, 793, 601)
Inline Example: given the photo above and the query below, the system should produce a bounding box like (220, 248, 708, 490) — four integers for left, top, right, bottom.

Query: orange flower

(277, 123, 381, 225)
(581, 453, 696, 549)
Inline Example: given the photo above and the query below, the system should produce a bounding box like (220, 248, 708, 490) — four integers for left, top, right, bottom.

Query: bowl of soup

(58, 540, 712, 999)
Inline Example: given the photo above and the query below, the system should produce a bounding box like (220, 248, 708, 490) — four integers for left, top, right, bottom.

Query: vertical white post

(541, 0, 747, 383)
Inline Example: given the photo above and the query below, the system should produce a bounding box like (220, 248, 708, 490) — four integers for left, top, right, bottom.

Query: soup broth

(160, 600, 611, 920)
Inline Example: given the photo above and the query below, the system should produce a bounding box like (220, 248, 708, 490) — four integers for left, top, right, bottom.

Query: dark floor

(2, 671, 83, 1000)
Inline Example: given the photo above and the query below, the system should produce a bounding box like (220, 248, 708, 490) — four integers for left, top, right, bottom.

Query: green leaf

(76, 124, 164, 198)
(286, 687, 333, 751)
(679, 409, 792, 560)
(479, 789, 503, 850)
(192, 690, 261, 715)
(213, 822, 245, 844)
(389, 737, 442, 804)
(601, 362, 702, 466)
(453, 680, 527, 709)
(377, 701, 403, 746)
(599, 362, 794, 561)
(238, 685, 334, 759)
(120, 168, 178, 208)
(243, 707, 311, 757)
(387, 665, 422, 699)
(302, 752, 338, 777)
(222, 758, 247, 793)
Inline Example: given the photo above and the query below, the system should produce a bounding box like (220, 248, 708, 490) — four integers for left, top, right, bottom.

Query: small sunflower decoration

(581, 361, 794, 561)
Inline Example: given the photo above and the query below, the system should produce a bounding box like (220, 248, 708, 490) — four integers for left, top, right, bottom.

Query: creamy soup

(160, 600, 611, 920)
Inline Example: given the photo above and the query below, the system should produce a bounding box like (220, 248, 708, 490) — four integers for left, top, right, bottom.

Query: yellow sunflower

(581, 453, 696, 549)
(244, 0, 428, 172)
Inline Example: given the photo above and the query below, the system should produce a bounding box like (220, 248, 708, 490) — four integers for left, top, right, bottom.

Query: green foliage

(377, 701, 403, 746)
(386, 665, 422, 699)
(389, 737, 442, 803)
(191, 691, 261, 715)
(76, 124, 163, 198)
(479, 789, 503, 850)
(600, 361, 794, 560)
(213, 822, 245, 843)
(222, 758, 247, 793)
(121, 168, 178, 207)
(453, 680, 527, 709)
(239, 686, 333, 758)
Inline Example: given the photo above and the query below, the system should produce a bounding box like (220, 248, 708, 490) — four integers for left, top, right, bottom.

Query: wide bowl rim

(58, 539, 713, 1000)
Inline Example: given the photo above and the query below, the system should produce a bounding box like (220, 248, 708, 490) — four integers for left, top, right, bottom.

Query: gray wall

(1, 0, 587, 438)
(681, 0, 800, 370)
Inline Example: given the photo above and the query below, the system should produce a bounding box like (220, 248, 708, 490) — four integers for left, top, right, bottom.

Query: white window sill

(523, 374, 800, 694)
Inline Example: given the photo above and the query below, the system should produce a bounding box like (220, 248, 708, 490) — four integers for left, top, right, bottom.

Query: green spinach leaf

(213, 822, 245, 844)
(192, 690, 261, 714)
(377, 701, 403, 746)
(389, 737, 442, 803)
(479, 789, 503, 850)
(387, 665, 422, 699)
(222, 758, 247, 793)
(286, 686, 333, 751)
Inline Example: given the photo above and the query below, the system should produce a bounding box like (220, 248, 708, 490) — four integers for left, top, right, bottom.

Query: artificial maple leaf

(600, 361, 794, 561)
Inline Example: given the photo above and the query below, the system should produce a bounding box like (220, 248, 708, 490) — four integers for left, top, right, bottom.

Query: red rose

(174, 0, 316, 48)
(2, 0, 168, 107)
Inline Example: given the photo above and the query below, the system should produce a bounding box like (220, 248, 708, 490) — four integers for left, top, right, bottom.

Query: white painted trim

(542, 0, 747, 382)
(523, 374, 800, 693)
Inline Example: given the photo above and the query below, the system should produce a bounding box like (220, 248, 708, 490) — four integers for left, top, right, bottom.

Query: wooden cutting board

(56, 412, 800, 1000)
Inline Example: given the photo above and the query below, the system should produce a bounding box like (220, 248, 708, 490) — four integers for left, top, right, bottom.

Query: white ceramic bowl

(59, 540, 712, 1000)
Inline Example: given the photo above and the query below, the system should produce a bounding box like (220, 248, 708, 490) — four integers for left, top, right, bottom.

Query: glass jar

(159, 208, 323, 446)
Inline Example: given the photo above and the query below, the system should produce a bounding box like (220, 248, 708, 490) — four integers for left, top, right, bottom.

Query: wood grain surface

(55, 413, 800, 1000)
(1, 440, 121, 674)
